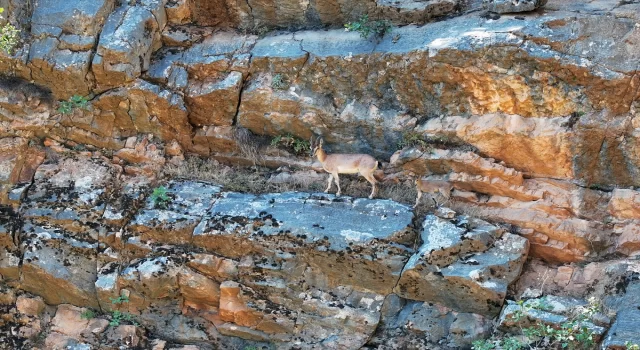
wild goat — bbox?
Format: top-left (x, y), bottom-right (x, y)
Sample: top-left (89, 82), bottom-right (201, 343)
top-left (414, 178), bottom-right (453, 208)
top-left (310, 137), bottom-right (378, 199)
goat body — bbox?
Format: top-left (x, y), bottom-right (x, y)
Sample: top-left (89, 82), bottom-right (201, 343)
top-left (311, 137), bottom-right (378, 199)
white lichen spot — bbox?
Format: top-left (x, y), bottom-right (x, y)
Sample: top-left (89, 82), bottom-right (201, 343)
top-left (340, 229), bottom-right (374, 242)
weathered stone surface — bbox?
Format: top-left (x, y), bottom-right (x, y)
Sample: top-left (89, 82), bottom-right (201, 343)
top-left (189, 0), bottom-right (460, 30)
top-left (16, 295), bottom-right (45, 316)
top-left (603, 279), bottom-right (640, 349)
top-left (192, 126), bottom-right (240, 155)
top-left (396, 213), bottom-right (529, 316)
top-left (93, 1), bottom-right (167, 91)
top-left (393, 146), bottom-right (612, 263)
top-left (127, 181), bottom-right (220, 247)
top-left (194, 192), bottom-right (414, 294)
top-left (417, 114), bottom-right (573, 179)
top-left (238, 73), bottom-right (416, 157)
top-left (368, 294), bottom-right (492, 348)
top-left (498, 295), bottom-right (606, 338)
top-left (483, 0), bottom-right (547, 13)
top-left (27, 0), bottom-right (115, 98)
top-left (19, 222), bottom-right (100, 308)
top-left (616, 222), bottom-right (640, 256)
top-left (609, 189), bottom-right (640, 220)
top-left (93, 80), bottom-right (193, 150)
top-left (185, 71), bottom-right (243, 126)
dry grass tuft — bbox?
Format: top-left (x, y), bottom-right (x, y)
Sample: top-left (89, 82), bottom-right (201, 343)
top-left (163, 156), bottom-right (424, 206)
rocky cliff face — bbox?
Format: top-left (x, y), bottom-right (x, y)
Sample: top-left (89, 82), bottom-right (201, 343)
top-left (0, 0), bottom-right (639, 348)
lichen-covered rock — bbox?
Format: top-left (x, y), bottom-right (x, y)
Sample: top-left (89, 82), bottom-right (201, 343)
top-left (19, 222), bottom-right (100, 308)
top-left (498, 295), bottom-right (607, 339)
top-left (92, 0), bottom-right (167, 91)
top-left (483, 0), bottom-right (547, 13)
top-left (194, 192), bottom-right (415, 294)
top-left (27, 0), bottom-right (115, 98)
top-left (603, 279), bottom-right (640, 348)
top-left (127, 181), bottom-right (221, 248)
top-left (396, 213), bottom-right (529, 316)
top-left (368, 294), bottom-right (492, 348)
top-left (0, 206), bottom-right (20, 280)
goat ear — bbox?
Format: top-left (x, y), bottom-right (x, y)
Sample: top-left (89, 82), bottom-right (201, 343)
top-left (319, 138), bottom-right (323, 147)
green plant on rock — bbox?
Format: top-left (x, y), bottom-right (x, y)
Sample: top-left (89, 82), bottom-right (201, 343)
top-left (626, 342), bottom-right (640, 350)
top-left (0, 8), bottom-right (20, 55)
top-left (150, 186), bottom-right (171, 209)
top-left (80, 309), bottom-right (95, 320)
top-left (472, 339), bottom-right (496, 350)
top-left (271, 73), bottom-right (289, 90)
top-left (57, 94), bottom-right (90, 114)
top-left (344, 15), bottom-right (391, 40)
top-left (270, 133), bottom-right (310, 156)
top-left (109, 293), bottom-right (138, 327)
top-left (397, 131), bottom-right (430, 151)
top-left (474, 297), bottom-right (601, 350)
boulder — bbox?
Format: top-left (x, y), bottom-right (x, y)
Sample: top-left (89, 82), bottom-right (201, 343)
top-left (367, 294), bottom-right (492, 348)
top-left (93, 80), bottom-right (193, 151)
top-left (92, 1), bottom-right (167, 91)
top-left (28, 0), bottom-right (115, 98)
top-left (395, 213), bottom-right (529, 316)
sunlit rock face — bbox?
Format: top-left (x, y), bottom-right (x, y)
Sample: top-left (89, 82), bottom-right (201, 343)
top-left (0, 0), bottom-right (639, 348)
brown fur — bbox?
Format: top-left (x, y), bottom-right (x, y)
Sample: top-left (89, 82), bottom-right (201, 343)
top-left (414, 178), bottom-right (453, 207)
top-left (311, 137), bottom-right (379, 199)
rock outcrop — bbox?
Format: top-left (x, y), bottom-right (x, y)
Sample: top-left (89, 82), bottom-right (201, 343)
top-left (0, 0), bottom-right (639, 347)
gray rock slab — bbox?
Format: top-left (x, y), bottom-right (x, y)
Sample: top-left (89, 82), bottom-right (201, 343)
top-left (603, 279), bottom-right (640, 348)
top-left (127, 181), bottom-right (221, 246)
top-left (396, 214), bottom-right (528, 316)
top-left (19, 222), bottom-right (99, 308)
top-left (193, 192), bottom-right (414, 294)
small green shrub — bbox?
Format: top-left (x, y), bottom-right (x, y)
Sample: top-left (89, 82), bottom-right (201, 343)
top-left (109, 293), bottom-right (137, 327)
top-left (57, 94), bottom-right (90, 114)
top-left (0, 8), bottom-right (20, 55)
top-left (80, 309), bottom-right (95, 320)
top-left (150, 186), bottom-right (171, 209)
top-left (475, 297), bottom-right (601, 350)
top-left (109, 310), bottom-right (138, 327)
top-left (271, 134), bottom-right (310, 156)
top-left (109, 294), bottom-right (130, 305)
top-left (472, 339), bottom-right (496, 350)
top-left (397, 131), bottom-right (430, 151)
top-left (626, 341), bottom-right (640, 350)
top-left (345, 15), bottom-right (391, 40)
top-left (271, 74), bottom-right (289, 90)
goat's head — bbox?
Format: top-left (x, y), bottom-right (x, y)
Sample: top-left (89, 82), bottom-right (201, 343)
top-left (310, 136), bottom-right (324, 157)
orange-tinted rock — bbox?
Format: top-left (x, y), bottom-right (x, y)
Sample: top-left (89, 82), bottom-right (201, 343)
top-left (417, 114), bottom-right (573, 179)
top-left (16, 295), bottom-right (45, 316)
top-left (219, 281), bottom-right (261, 327)
top-left (185, 72), bottom-right (243, 127)
top-left (93, 80), bottom-right (194, 151)
top-left (616, 223), bottom-right (640, 256)
top-left (50, 304), bottom-right (91, 337)
top-left (178, 268), bottom-right (221, 307)
top-left (192, 126), bottom-right (240, 155)
top-left (609, 189), bottom-right (640, 220)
